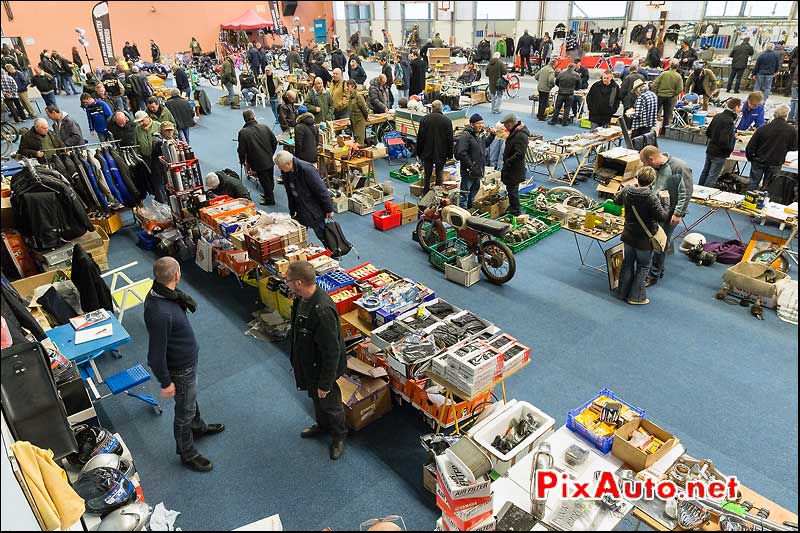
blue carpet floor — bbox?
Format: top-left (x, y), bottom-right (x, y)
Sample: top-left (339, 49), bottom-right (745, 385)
top-left (26, 66), bottom-right (797, 530)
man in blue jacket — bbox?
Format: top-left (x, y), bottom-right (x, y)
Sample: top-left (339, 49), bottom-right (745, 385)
top-left (752, 43), bottom-right (783, 100)
top-left (274, 150), bottom-right (334, 243)
top-left (144, 257), bottom-right (224, 472)
top-left (80, 92), bottom-right (113, 141)
top-left (737, 91), bottom-right (765, 130)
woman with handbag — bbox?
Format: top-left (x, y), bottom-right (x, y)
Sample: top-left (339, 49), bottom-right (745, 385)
top-left (613, 166), bottom-right (670, 305)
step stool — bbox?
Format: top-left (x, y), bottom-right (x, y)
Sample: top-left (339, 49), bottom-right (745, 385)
top-left (102, 364), bottom-right (163, 415)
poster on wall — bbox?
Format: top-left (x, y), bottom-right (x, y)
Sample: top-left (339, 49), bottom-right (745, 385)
top-left (269, 1), bottom-right (285, 33)
top-left (91, 1), bottom-right (115, 66)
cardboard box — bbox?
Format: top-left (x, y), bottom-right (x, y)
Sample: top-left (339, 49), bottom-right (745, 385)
top-left (409, 180), bottom-right (424, 197)
top-left (441, 513), bottom-right (495, 532)
top-left (437, 485), bottom-right (494, 530)
top-left (597, 176), bottom-right (637, 195)
top-left (337, 357), bottom-right (392, 431)
top-left (11, 270), bottom-right (70, 299)
top-left (1, 195), bottom-right (14, 229)
top-left (423, 458), bottom-right (438, 495)
top-left (594, 151), bottom-right (642, 183)
top-left (89, 212), bottom-right (124, 235)
top-left (434, 453), bottom-right (492, 500)
top-left (612, 418), bottom-right (678, 472)
top-left (397, 201), bottom-right (419, 225)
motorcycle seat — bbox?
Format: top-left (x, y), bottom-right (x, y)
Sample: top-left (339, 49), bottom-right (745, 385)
top-left (466, 216), bottom-right (510, 239)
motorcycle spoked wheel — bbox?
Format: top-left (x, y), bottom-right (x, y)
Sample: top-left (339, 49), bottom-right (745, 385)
top-left (479, 239), bottom-right (516, 284)
top-left (415, 219), bottom-right (442, 253)
top-left (206, 72), bottom-right (220, 86)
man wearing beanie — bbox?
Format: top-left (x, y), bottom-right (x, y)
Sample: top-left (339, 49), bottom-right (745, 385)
top-left (416, 100), bottom-right (453, 195)
top-left (455, 113), bottom-right (495, 208)
top-left (204, 171), bottom-right (251, 200)
top-left (500, 113), bottom-right (530, 215)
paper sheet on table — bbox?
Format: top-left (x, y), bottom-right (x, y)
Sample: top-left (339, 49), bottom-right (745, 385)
top-left (765, 201), bottom-right (797, 220)
top-left (710, 191), bottom-right (745, 205)
top-left (692, 185), bottom-right (719, 200)
top-left (149, 502), bottom-right (181, 531)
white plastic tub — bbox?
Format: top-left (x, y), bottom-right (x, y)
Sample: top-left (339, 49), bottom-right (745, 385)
top-left (470, 400), bottom-right (555, 475)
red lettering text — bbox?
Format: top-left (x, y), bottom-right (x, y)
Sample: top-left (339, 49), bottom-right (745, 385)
top-left (594, 472), bottom-right (621, 500)
top-left (535, 471), bottom-right (558, 499)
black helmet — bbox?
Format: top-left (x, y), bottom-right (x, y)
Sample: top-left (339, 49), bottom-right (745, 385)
top-left (73, 467), bottom-right (137, 516)
top-left (66, 425), bottom-right (123, 466)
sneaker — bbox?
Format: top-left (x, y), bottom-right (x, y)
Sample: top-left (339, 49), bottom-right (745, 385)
top-left (301, 425), bottom-right (324, 439)
top-left (194, 423), bottom-right (225, 438)
top-left (627, 298), bottom-right (650, 305)
top-left (645, 276), bottom-right (658, 288)
top-left (181, 454), bottom-right (213, 472)
top-left (330, 439), bottom-right (345, 460)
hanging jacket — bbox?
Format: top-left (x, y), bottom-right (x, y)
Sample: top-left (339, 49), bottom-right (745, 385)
top-left (80, 156), bottom-right (108, 210)
top-left (95, 149), bottom-right (124, 204)
top-left (71, 244), bottom-right (113, 310)
top-left (86, 151), bottom-right (116, 205)
top-left (108, 148), bottom-right (141, 202)
top-left (1, 275), bottom-right (47, 341)
top-left (496, 39), bottom-right (507, 57)
top-left (72, 151), bottom-right (104, 210)
top-left (101, 149), bottom-right (134, 206)
top-left (62, 151), bottom-right (98, 209)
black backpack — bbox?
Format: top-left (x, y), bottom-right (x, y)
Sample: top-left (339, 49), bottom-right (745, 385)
top-left (322, 220), bottom-right (353, 259)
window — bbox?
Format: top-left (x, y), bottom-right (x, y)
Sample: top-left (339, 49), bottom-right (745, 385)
top-left (333, 1), bottom-right (346, 21)
top-left (475, 1), bottom-right (516, 20)
top-left (571, 1), bottom-right (627, 18)
top-left (704, 1), bottom-right (743, 16)
top-left (743, 0), bottom-right (793, 17)
top-left (403, 2), bottom-right (431, 20)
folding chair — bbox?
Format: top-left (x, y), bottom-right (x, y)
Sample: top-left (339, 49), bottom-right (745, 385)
top-left (102, 261), bottom-right (153, 323)
top-left (93, 364), bottom-right (162, 415)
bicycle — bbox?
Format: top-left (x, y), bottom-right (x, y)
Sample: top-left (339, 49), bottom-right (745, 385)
top-left (1, 121), bottom-right (19, 157)
top-left (750, 224), bottom-right (798, 274)
top-left (485, 72), bottom-right (521, 102)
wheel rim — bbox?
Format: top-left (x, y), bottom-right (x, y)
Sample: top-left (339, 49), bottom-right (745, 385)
top-left (417, 219), bottom-right (439, 252)
top-left (507, 76), bottom-right (520, 98)
top-left (481, 242), bottom-right (511, 279)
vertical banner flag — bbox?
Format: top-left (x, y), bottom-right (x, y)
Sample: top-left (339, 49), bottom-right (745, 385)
top-left (270, 1), bottom-right (285, 32)
top-left (92, 1), bottom-right (115, 66)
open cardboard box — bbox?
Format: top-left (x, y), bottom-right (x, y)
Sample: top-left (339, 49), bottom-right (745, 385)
top-left (612, 418), bottom-right (678, 472)
top-left (336, 357), bottom-right (392, 431)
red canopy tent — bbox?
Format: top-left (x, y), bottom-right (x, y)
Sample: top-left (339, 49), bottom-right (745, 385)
top-left (220, 9), bottom-right (274, 30)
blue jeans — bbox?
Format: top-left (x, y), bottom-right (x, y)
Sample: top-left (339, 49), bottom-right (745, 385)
top-left (491, 90), bottom-right (503, 113)
top-left (749, 161), bottom-right (781, 191)
top-left (649, 221), bottom-right (676, 279)
top-left (169, 365), bottom-right (207, 461)
top-left (58, 74), bottom-right (76, 95)
top-left (42, 92), bottom-right (57, 108)
top-left (459, 172), bottom-right (481, 208)
top-left (242, 88), bottom-right (257, 105)
top-left (754, 74), bottom-right (774, 100)
top-left (112, 96), bottom-right (125, 112)
top-left (698, 155), bottom-right (726, 187)
top-left (224, 82), bottom-right (235, 103)
top-left (398, 88), bottom-right (409, 101)
top-left (617, 243), bottom-right (653, 303)
top-left (179, 128), bottom-right (190, 142)
top-left (488, 137), bottom-right (505, 168)
top-left (270, 97), bottom-right (279, 122)
top-left (790, 82), bottom-right (798, 122)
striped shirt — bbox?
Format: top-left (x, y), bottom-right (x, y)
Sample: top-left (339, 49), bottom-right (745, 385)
top-left (632, 90), bottom-right (658, 130)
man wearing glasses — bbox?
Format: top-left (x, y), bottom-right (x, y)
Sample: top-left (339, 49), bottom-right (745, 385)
top-left (286, 261), bottom-right (348, 460)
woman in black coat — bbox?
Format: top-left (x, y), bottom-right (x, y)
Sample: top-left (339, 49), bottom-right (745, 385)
top-left (408, 51), bottom-right (427, 96)
top-left (612, 166), bottom-right (670, 305)
top-left (293, 111), bottom-right (320, 164)
top-left (500, 116), bottom-right (530, 215)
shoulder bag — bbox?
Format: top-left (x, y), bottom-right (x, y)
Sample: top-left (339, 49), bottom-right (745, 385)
top-left (631, 205), bottom-right (668, 252)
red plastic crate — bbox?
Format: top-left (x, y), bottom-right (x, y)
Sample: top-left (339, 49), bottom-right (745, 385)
top-left (372, 211), bottom-right (402, 231)
top-left (346, 262), bottom-right (380, 282)
top-left (329, 285), bottom-right (361, 315)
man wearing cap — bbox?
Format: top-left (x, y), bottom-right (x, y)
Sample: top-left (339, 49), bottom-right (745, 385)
top-left (455, 113), bottom-right (495, 209)
top-left (80, 92), bottom-right (114, 141)
top-left (416, 100), bottom-right (454, 195)
top-left (204, 171), bottom-right (251, 200)
top-left (238, 109), bottom-right (279, 206)
top-left (134, 110), bottom-right (161, 159)
top-left (684, 63), bottom-right (718, 111)
top-left (148, 121), bottom-right (176, 203)
top-left (548, 62), bottom-right (580, 126)
top-left (164, 89), bottom-right (195, 143)
top-left (626, 79), bottom-right (658, 137)
top-left (500, 113), bottom-right (530, 215)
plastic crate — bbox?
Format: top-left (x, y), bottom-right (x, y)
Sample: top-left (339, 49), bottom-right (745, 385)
top-left (136, 231), bottom-right (158, 250)
top-left (245, 233), bottom-right (284, 264)
top-left (346, 263), bottom-right (380, 282)
top-left (566, 387), bottom-right (646, 453)
top-left (329, 285), bottom-right (361, 315)
top-left (389, 169), bottom-right (422, 183)
top-left (372, 210), bottom-right (402, 231)
top-left (316, 270), bottom-right (356, 293)
top-left (428, 238), bottom-right (470, 270)
top-left (497, 215), bottom-right (560, 253)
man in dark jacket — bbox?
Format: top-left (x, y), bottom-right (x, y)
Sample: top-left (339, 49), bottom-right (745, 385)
top-left (165, 89), bottom-right (195, 142)
top-left (246, 43), bottom-right (262, 76)
top-left (294, 109), bottom-right (320, 164)
top-left (29, 66), bottom-right (57, 107)
top-left (416, 100), bottom-right (454, 195)
top-left (619, 64), bottom-right (645, 112)
top-left (45, 105), bottom-right (84, 147)
top-left (674, 40), bottom-right (698, 75)
top-left (585, 70), bottom-right (621, 128)
top-left (204, 171), bottom-right (251, 200)
top-left (238, 109), bottom-right (279, 205)
top-left (455, 114), bottom-right (494, 208)
top-left (173, 64), bottom-right (191, 98)
top-left (106, 111), bottom-right (137, 147)
top-left (150, 40), bottom-right (161, 63)
top-left (644, 41), bottom-right (662, 69)
top-left (80, 93), bottom-right (114, 141)
top-left (367, 75), bottom-right (389, 113)
top-left (286, 260), bottom-right (347, 461)
top-left (753, 43), bottom-right (783, 100)
top-left (274, 151), bottom-right (335, 242)
top-left (144, 257), bottom-right (224, 473)
top-left (549, 63), bottom-right (580, 126)
top-left (486, 52), bottom-right (507, 114)
top-left (278, 90), bottom-right (298, 132)
top-left (746, 104), bottom-right (797, 191)
top-left (286, 45), bottom-right (303, 72)
top-left (516, 30), bottom-right (535, 76)
top-left (408, 50), bottom-right (427, 97)
top-left (500, 114), bottom-right (529, 215)
top-left (379, 56), bottom-right (394, 108)
top-left (571, 58), bottom-right (590, 118)
top-left (122, 41), bottom-right (139, 62)
top-left (699, 98), bottom-right (741, 187)
top-left (17, 118), bottom-right (64, 163)
top-left (330, 48), bottom-right (346, 72)
top-left (728, 38), bottom-right (754, 93)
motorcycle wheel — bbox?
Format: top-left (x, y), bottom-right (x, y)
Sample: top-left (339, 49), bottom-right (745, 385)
top-left (479, 239), bottom-right (516, 284)
top-left (750, 249), bottom-right (791, 274)
top-left (416, 218), bottom-right (440, 253)
top-left (207, 72), bottom-right (221, 86)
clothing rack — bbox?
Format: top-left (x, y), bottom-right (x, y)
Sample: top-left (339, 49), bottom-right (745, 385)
top-left (43, 139), bottom-right (121, 153)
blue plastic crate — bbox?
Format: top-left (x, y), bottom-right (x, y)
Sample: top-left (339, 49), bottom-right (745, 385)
top-left (136, 231), bottom-right (158, 250)
top-left (565, 387), bottom-right (646, 453)
top-left (316, 270), bottom-right (356, 293)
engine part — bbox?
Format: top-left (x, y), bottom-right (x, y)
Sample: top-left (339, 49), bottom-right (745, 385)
top-left (678, 499), bottom-right (711, 529)
top-left (564, 444), bottom-right (590, 466)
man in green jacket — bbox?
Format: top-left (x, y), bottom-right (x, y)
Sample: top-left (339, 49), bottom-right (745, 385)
top-left (133, 110), bottom-right (161, 158)
top-left (305, 77), bottom-right (334, 124)
top-left (287, 261), bottom-right (347, 461)
top-left (651, 59), bottom-right (684, 133)
top-left (535, 59), bottom-right (556, 121)
top-left (220, 55), bottom-right (236, 108)
top-left (146, 97), bottom-right (175, 124)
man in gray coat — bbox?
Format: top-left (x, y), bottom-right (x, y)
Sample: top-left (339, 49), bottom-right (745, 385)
top-left (535, 59), bottom-right (556, 121)
top-left (639, 146), bottom-right (693, 286)
top-left (728, 37), bottom-right (754, 93)
top-left (45, 105), bottom-right (84, 146)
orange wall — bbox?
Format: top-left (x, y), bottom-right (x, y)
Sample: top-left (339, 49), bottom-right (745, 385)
top-left (2, 1), bottom-right (333, 65)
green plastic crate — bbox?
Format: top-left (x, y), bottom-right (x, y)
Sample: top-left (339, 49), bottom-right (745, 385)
top-left (389, 169), bottom-right (422, 183)
top-left (428, 238), bottom-right (469, 270)
top-left (499, 215), bottom-right (561, 253)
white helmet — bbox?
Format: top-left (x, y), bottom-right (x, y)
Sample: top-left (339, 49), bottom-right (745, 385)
top-left (680, 233), bottom-right (706, 254)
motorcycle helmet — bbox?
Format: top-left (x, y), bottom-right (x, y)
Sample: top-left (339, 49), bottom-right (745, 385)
top-left (97, 502), bottom-right (151, 531)
top-left (66, 425), bottom-right (123, 466)
top-left (680, 233), bottom-right (707, 254)
top-left (81, 453), bottom-right (136, 479)
top-left (73, 467), bottom-right (137, 516)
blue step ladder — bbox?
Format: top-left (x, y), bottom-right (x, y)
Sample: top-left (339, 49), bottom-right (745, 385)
top-left (99, 364), bottom-right (163, 415)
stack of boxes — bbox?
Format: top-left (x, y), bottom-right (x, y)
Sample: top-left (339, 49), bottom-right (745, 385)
top-left (445, 340), bottom-right (504, 396)
top-left (435, 453), bottom-right (495, 531)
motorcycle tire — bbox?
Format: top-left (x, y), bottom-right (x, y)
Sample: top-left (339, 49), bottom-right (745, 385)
top-left (750, 249), bottom-right (791, 274)
top-left (479, 239), bottom-right (516, 285)
top-left (206, 72), bottom-right (220, 86)
top-left (415, 218), bottom-right (440, 253)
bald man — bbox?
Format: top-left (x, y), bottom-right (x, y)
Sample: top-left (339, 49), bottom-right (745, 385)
top-left (17, 117), bottom-right (64, 162)
top-left (144, 257), bottom-right (224, 473)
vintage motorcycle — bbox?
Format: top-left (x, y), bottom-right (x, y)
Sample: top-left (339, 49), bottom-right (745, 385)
top-left (415, 192), bottom-right (516, 285)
